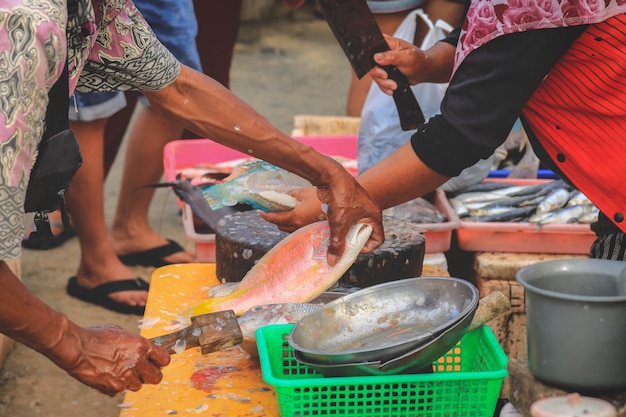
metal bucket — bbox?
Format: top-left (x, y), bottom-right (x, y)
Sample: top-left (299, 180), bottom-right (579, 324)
top-left (516, 258), bottom-right (626, 392)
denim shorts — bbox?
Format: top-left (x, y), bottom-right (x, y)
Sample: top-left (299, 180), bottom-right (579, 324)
top-left (367, 0), bottom-right (426, 13)
top-left (69, 0), bottom-right (201, 121)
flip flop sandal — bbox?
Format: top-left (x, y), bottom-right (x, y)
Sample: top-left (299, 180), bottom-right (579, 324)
top-left (117, 239), bottom-right (187, 268)
top-left (66, 276), bottom-right (149, 316)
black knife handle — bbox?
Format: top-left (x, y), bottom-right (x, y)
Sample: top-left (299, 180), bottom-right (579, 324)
top-left (382, 64), bottom-right (425, 131)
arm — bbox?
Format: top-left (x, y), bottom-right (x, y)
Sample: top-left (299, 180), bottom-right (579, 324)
top-left (0, 262), bottom-right (170, 397)
top-left (144, 65), bottom-right (384, 260)
top-left (264, 25), bottom-right (587, 234)
top-left (262, 142), bottom-right (450, 230)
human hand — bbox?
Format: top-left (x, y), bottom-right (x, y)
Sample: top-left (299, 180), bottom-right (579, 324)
top-left (369, 34), bottom-right (427, 94)
top-left (260, 187), bottom-right (325, 232)
top-left (51, 324), bottom-right (170, 397)
top-left (317, 170), bottom-right (384, 264)
top-left (263, 169), bottom-right (384, 266)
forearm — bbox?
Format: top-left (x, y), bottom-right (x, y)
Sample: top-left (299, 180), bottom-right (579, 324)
top-left (419, 40), bottom-right (457, 83)
top-left (357, 142), bottom-right (449, 210)
top-left (145, 65), bottom-right (346, 188)
top-left (0, 262), bottom-right (79, 366)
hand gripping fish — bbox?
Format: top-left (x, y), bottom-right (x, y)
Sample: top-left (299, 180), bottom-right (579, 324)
top-left (202, 160), bottom-right (312, 212)
top-left (183, 221), bottom-right (373, 317)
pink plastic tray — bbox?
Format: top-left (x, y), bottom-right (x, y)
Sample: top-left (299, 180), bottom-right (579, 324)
top-left (454, 179), bottom-right (596, 254)
top-left (421, 190), bottom-right (460, 253)
top-left (163, 136), bottom-right (357, 186)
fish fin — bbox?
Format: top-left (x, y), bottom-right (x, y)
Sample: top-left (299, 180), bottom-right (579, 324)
top-left (182, 299), bottom-right (216, 317)
top-left (209, 282), bottom-right (240, 297)
top-left (203, 182), bottom-right (244, 210)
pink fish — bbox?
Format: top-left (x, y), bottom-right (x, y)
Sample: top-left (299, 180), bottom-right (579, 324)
top-left (183, 221), bottom-right (372, 317)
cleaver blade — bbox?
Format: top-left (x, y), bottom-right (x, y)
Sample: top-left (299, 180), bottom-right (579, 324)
top-left (317, 0), bottom-right (425, 130)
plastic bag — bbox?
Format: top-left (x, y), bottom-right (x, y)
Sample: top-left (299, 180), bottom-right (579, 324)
top-left (357, 9), bottom-right (494, 193)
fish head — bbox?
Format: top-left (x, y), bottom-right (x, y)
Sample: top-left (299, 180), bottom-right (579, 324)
top-left (237, 303), bottom-right (323, 338)
top-left (336, 222), bottom-right (373, 266)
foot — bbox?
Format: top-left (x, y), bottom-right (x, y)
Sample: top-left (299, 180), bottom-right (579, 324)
top-left (67, 276), bottom-right (149, 315)
top-left (73, 255), bottom-right (149, 311)
top-left (112, 231), bottom-right (196, 266)
top-left (22, 209), bottom-right (76, 250)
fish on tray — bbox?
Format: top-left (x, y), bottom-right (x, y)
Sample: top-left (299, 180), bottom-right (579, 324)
top-left (183, 221), bottom-right (373, 317)
top-left (202, 160), bottom-right (312, 212)
top-left (448, 180), bottom-right (600, 225)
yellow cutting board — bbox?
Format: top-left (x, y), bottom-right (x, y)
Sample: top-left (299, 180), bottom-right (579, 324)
top-left (119, 263), bottom-right (280, 417)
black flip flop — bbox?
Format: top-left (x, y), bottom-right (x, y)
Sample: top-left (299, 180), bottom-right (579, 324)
top-left (66, 276), bottom-right (149, 316)
top-left (117, 239), bottom-right (186, 268)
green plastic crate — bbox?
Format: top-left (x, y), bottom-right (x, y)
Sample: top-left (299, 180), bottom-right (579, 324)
top-left (256, 324), bottom-right (508, 417)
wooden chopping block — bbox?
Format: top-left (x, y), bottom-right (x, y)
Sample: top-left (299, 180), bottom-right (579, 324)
top-left (215, 211), bottom-right (426, 288)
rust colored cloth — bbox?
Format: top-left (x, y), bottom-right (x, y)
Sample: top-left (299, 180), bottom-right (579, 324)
top-left (523, 14), bottom-right (626, 234)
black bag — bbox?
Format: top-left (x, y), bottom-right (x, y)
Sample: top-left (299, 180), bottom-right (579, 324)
top-left (24, 64), bottom-right (82, 213)
top-left (23, 64), bottom-right (82, 249)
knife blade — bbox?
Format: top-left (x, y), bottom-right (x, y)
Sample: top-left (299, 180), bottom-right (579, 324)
top-left (316, 0), bottom-right (425, 130)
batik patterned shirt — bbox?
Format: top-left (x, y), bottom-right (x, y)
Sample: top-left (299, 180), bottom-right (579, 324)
top-left (0, 0), bottom-right (179, 259)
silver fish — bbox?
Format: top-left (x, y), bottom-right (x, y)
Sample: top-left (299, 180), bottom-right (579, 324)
top-left (577, 205), bottom-right (600, 223)
top-left (566, 190), bottom-right (592, 207)
top-left (448, 197), bottom-right (469, 217)
top-left (238, 303), bottom-right (322, 339)
top-left (237, 303), bottom-right (322, 358)
top-left (465, 206), bottom-right (536, 223)
top-left (453, 191), bottom-right (513, 205)
top-left (535, 188), bottom-right (570, 214)
top-left (537, 204), bottom-right (594, 225)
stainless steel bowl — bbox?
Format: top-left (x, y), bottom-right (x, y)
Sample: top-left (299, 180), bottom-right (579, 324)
top-left (289, 277), bottom-right (479, 365)
top-left (292, 301), bottom-right (477, 377)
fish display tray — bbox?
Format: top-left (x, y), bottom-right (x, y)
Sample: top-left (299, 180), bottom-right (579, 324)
top-left (163, 137), bottom-right (459, 260)
top-left (256, 324), bottom-right (508, 417)
top-left (455, 179), bottom-right (597, 254)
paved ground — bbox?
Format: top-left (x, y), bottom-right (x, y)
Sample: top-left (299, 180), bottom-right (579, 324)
top-left (0, 4), bottom-right (351, 416)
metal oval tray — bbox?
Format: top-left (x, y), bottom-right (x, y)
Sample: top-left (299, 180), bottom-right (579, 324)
top-left (289, 277), bottom-right (479, 365)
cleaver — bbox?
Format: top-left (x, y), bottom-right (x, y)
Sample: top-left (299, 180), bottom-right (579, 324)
top-left (317, 0), bottom-right (425, 130)
top-left (149, 310), bottom-right (243, 355)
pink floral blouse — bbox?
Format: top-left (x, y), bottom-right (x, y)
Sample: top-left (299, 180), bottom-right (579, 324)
top-left (454, 0), bottom-right (626, 69)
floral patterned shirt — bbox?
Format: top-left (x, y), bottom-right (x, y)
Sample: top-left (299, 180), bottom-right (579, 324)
top-left (0, 0), bottom-right (179, 260)
top-left (454, 0), bottom-right (626, 69)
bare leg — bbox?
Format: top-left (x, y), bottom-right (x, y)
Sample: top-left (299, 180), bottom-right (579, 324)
top-left (66, 119), bottom-right (147, 307)
top-left (109, 102), bottom-right (196, 263)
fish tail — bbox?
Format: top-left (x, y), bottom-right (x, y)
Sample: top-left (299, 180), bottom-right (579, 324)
top-left (202, 184), bottom-right (227, 210)
top-left (183, 297), bottom-right (222, 317)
